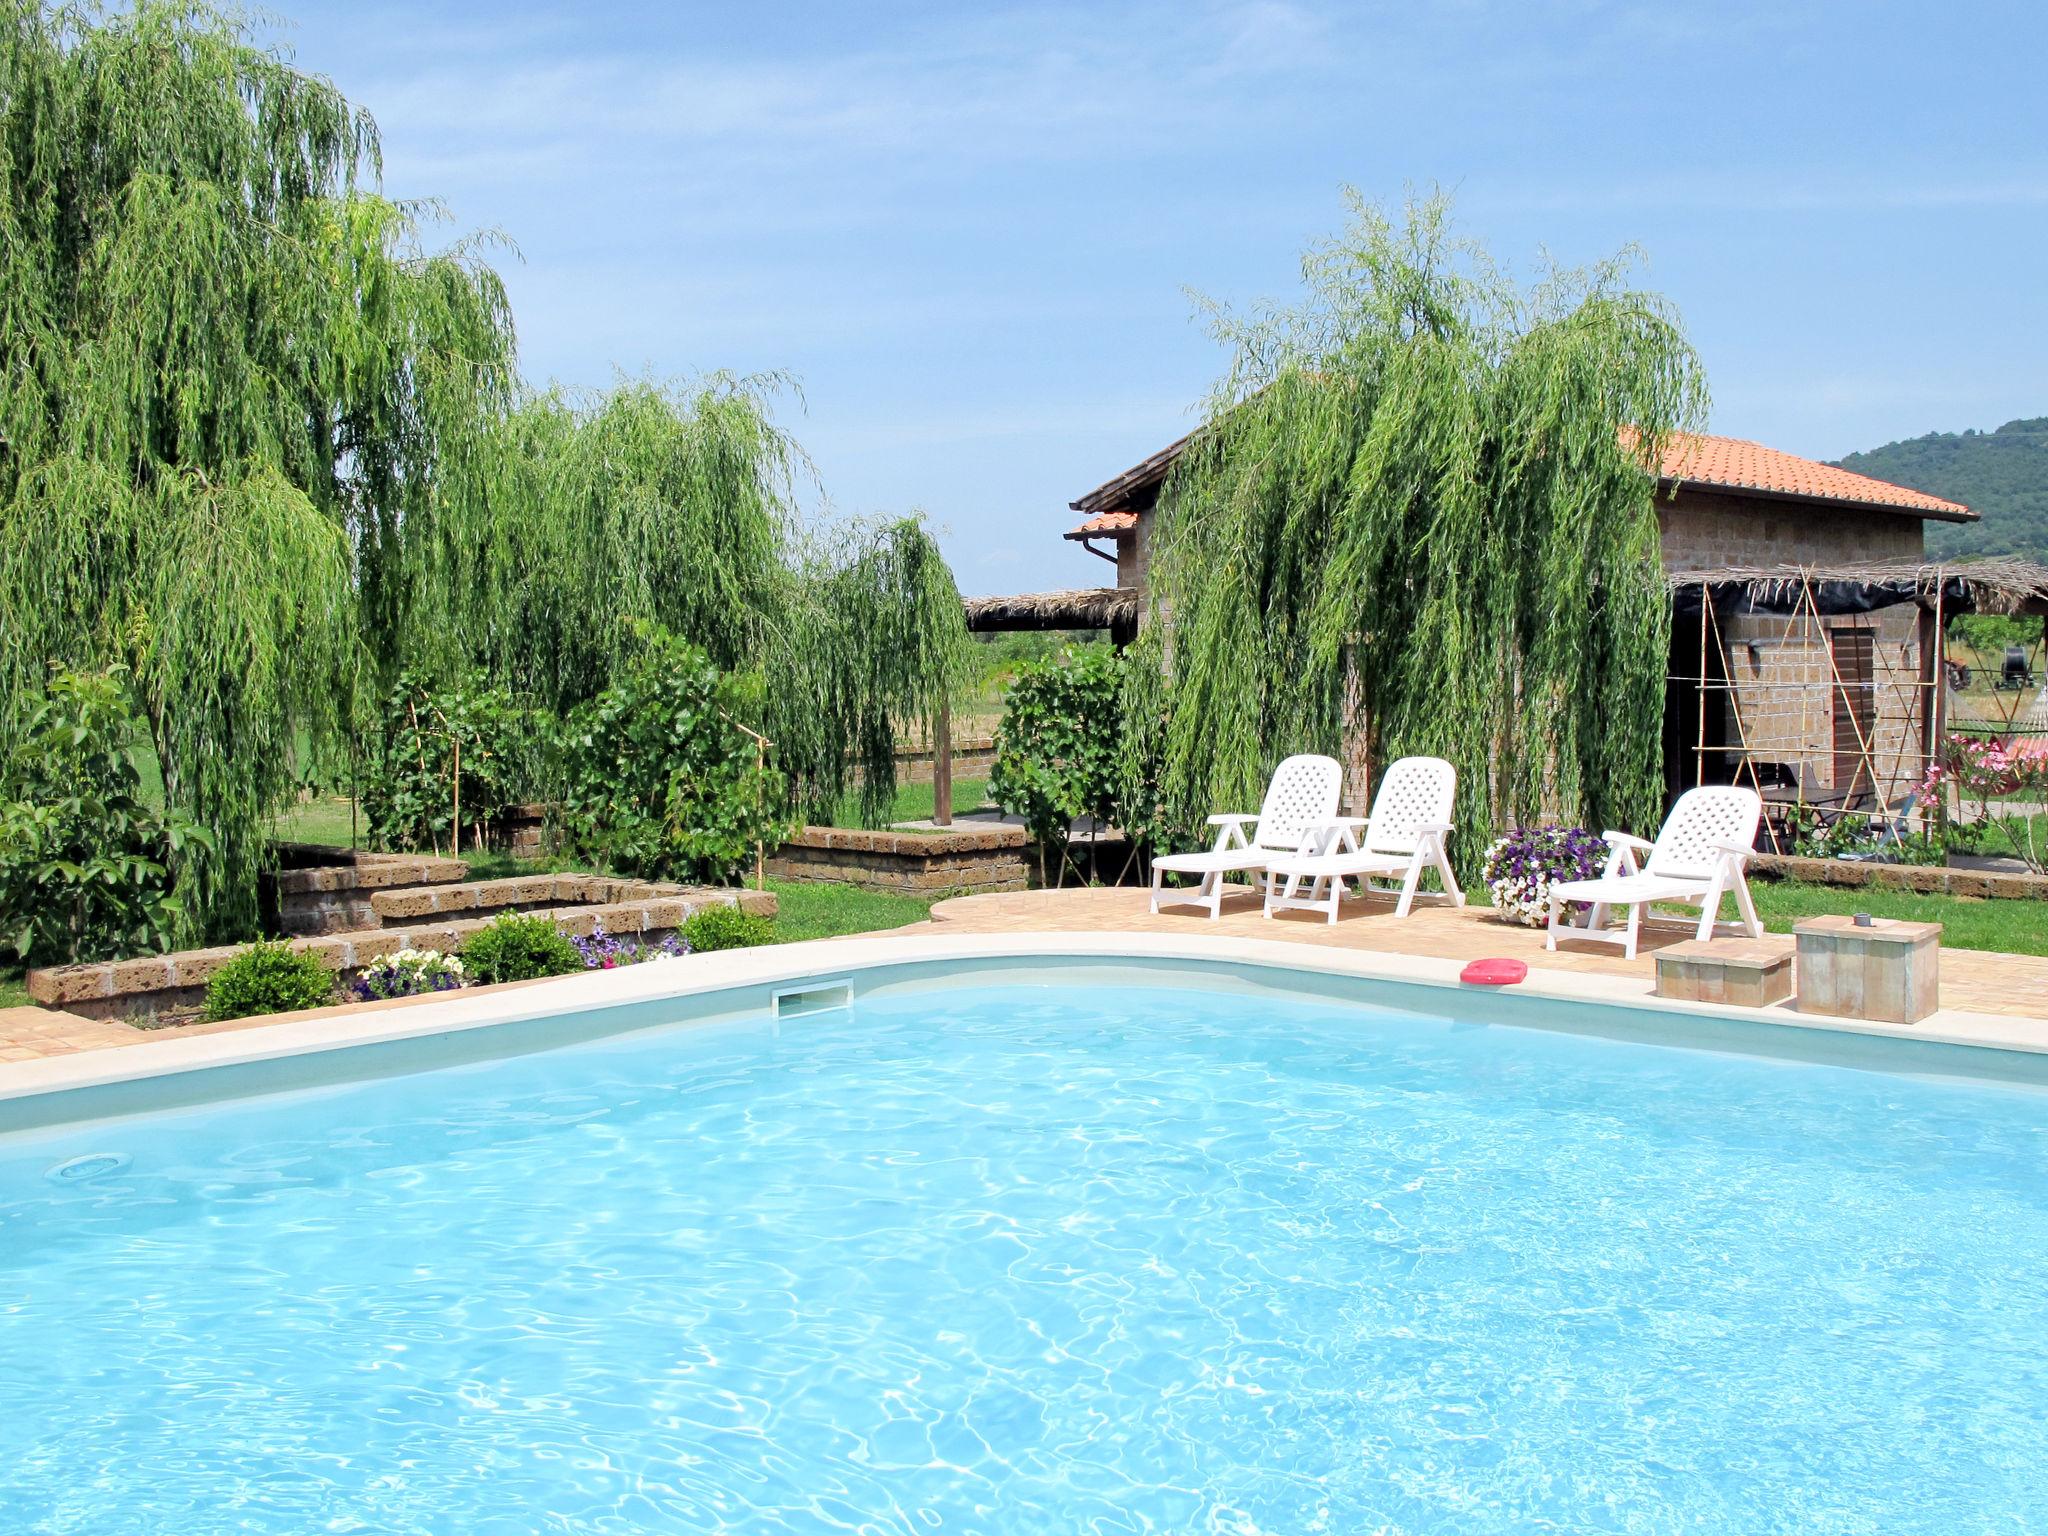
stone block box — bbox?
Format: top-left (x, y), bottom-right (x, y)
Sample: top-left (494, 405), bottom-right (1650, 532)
top-left (1794, 916), bottom-right (1941, 1024)
top-left (1654, 938), bottom-right (1794, 1009)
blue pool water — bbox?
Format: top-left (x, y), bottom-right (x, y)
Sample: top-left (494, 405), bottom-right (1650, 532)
top-left (3, 980), bottom-right (2047, 1533)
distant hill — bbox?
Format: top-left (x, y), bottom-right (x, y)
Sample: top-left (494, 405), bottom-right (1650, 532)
top-left (1833, 417), bottom-right (2048, 561)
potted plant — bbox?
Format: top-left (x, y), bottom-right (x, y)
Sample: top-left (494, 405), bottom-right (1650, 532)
top-left (1481, 825), bottom-right (1610, 927)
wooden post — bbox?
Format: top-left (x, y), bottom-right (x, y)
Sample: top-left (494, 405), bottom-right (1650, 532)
top-left (1915, 585), bottom-right (1945, 785)
top-left (1693, 585), bottom-right (1712, 789)
top-left (933, 697), bottom-right (953, 827)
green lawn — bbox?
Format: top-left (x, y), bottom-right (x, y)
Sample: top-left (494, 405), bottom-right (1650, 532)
top-left (274, 776), bottom-right (1002, 856)
top-left (830, 776), bottom-right (993, 829)
top-left (270, 794), bottom-right (363, 848)
top-left (0, 968), bottom-right (28, 1010)
top-left (1677, 880), bottom-right (2048, 958)
top-left (763, 878), bottom-right (936, 943)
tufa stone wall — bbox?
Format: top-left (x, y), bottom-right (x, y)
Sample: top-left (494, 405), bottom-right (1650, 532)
top-left (888, 737), bottom-right (998, 787)
top-left (1715, 607), bottom-right (1925, 801)
top-left (1116, 516), bottom-right (1150, 593)
top-left (1663, 485), bottom-right (1932, 803)
top-left (766, 825), bottom-right (1030, 896)
top-left (264, 846), bottom-right (470, 937)
top-left (1656, 485), bottom-right (1926, 574)
top-left (31, 883), bottom-right (776, 1023)
top-left (1753, 853), bottom-right (2048, 902)
top-left (491, 803), bottom-right (549, 859)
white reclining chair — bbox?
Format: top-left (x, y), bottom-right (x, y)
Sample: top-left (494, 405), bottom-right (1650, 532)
top-left (1261, 756), bottom-right (1464, 924)
top-left (1545, 786), bottom-right (1764, 960)
top-left (1149, 754), bottom-right (1343, 920)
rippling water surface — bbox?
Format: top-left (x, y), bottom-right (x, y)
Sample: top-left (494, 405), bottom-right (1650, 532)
top-left (3, 982), bottom-right (2047, 1533)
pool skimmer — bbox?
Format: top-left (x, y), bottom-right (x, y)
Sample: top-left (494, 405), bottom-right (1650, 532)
top-left (772, 979), bottom-right (853, 1020)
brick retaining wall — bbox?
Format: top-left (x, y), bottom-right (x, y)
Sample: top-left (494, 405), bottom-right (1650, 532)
top-left (31, 885), bottom-right (776, 1024)
top-left (1752, 853), bottom-right (2048, 901)
top-left (889, 737), bottom-right (998, 786)
top-left (766, 825), bottom-right (1030, 895)
top-left (263, 845), bottom-right (470, 936)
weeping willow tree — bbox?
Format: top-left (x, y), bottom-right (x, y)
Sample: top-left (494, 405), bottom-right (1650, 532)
top-left (0, 1), bottom-right (968, 940)
top-left (419, 376), bottom-right (793, 711)
top-left (0, 0), bottom-right (515, 936)
top-left (1130, 192), bottom-right (1708, 873)
top-left (418, 373), bottom-right (968, 824)
top-left (774, 512), bottom-right (971, 824)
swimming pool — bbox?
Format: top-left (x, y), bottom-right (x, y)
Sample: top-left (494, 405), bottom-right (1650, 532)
top-left (3, 969), bottom-right (2045, 1532)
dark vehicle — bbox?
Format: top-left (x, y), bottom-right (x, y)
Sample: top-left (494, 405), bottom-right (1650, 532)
top-left (1997, 647), bottom-right (2037, 692)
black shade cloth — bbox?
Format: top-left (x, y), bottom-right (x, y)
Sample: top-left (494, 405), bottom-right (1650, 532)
top-left (1670, 575), bottom-right (1977, 620)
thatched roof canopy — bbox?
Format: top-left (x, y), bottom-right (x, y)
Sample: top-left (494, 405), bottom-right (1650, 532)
top-left (1667, 557), bottom-right (2048, 618)
top-left (962, 587), bottom-right (1141, 633)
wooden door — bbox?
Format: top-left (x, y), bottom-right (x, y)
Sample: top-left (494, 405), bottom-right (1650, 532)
top-left (1830, 627), bottom-right (1876, 802)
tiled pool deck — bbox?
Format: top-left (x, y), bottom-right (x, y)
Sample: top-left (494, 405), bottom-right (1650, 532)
top-left (919, 886), bottom-right (2048, 1025)
top-left (3, 883), bottom-right (2045, 1067)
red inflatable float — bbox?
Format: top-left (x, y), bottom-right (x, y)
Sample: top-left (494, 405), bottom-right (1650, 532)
top-left (1460, 957), bottom-right (1528, 987)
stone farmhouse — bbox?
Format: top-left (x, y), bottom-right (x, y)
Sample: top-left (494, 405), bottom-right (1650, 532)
top-left (1058, 429), bottom-right (1980, 822)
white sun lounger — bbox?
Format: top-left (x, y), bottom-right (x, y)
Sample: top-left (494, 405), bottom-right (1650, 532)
top-left (1260, 756), bottom-right (1464, 923)
top-left (1545, 785), bottom-right (1764, 960)
top-left (1149, 754), bottom-right (1343, 919)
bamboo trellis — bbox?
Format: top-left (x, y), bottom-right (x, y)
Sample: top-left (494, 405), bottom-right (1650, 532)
top-left (1667, 559), bottom-right (2048, 855)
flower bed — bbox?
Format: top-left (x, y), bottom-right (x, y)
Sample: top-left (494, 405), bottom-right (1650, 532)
top-left (573, 924), bottom-right (686, 969)
top-left (351, 947), bottom-right (467, 1002)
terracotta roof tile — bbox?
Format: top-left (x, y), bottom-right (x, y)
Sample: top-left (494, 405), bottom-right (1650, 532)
top-left (1063, 509), bottom-right (1139, 541)
top-left (1652, 432), bottom-right (1972, 519)
top-left (1068, 426), bottom-right (1975, 532)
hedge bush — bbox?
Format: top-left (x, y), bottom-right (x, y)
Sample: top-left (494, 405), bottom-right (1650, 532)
top-left (361, 669), bottom-right (554, 856)
top-left (460, 913), bottom-right (583, 984)
top-left (680, 904), bottom-right (773, 953)
top-left (204, 941), bottom-right (336, 1022)
top-left (990, 643), bottom-right (1127, 885)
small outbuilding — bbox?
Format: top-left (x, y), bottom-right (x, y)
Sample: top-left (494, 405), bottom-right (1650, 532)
top-left (1054, 428), bottom-right (2047, 840)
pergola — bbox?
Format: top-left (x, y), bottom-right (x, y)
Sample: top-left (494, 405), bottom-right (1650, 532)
top-left (1667, 556), bottom-right (2048, 851)
top-left (913, 587), bottom-right (1141, 826)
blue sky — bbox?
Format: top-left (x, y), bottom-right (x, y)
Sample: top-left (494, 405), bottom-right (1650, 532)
top-left (276, 0), bottom-right (2046, 594)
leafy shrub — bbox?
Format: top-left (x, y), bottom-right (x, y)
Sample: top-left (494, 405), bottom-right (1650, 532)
top-left (573, 924), bottom-right (686, 969)
top-left (1481, 826), bottom-right (1610, 926)
top-left (204, 940), bottom-right (336, 1021)
top-left (460, 913), bottom-right (584, 984)
top-left (1920, 732), bottom-right (2048, 873)
top-left (1952, 613), bottom-right (2039, 655)
top-left (0, 667), bottom-right (212, 966)
top-left (559, 626), bottom-right (794, 883)
top-left (351, 947), bottom-right (467, 1002)
top-left (990, 643), bottom-right (1126, 884)
top-left (361, 669), bottom-right (553, 856)
top-left (680, 903), bottom-right (773, 952)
